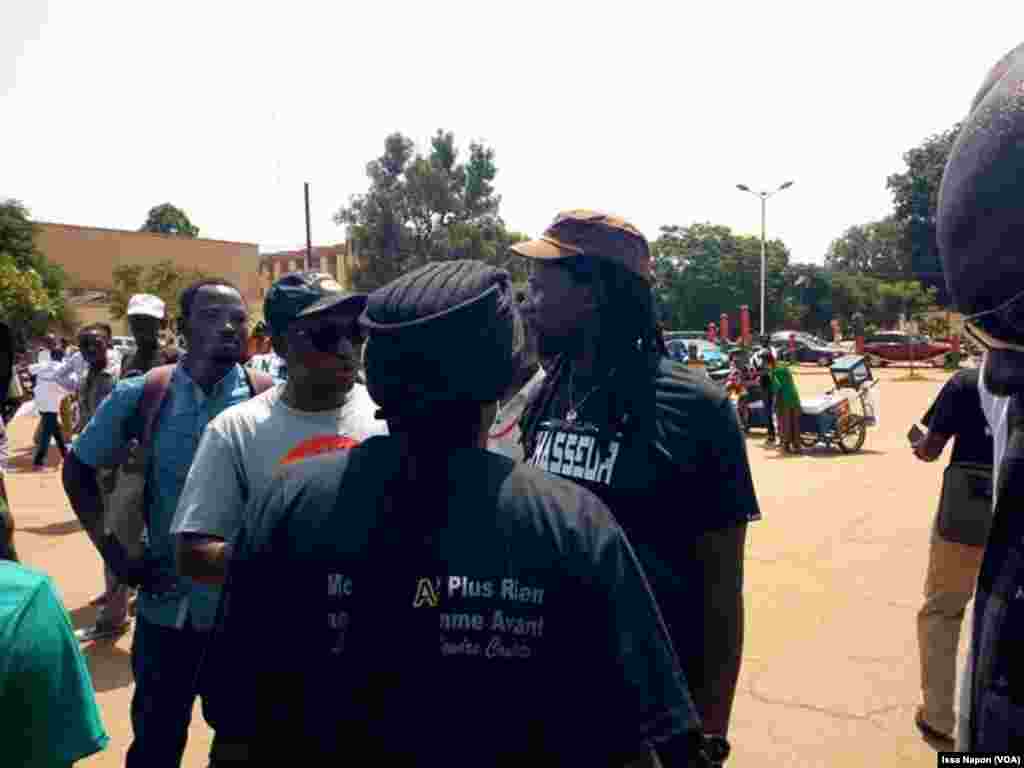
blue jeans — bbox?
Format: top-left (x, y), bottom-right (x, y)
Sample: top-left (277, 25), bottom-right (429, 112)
top-left (127, 616), bottom-right (234, 768)
top-left (33, 412), bottom-right (67, 466)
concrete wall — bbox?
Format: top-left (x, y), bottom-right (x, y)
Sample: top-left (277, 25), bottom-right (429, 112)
top-left (71, 303), bottom-right (129, 336)
top-left (35, 222), bottom-right (261, 306)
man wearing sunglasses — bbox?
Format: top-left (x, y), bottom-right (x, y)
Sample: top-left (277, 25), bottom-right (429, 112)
top-left (172, 272), bottom-right (387, 591)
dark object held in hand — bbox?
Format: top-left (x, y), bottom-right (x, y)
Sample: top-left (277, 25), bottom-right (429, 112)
top-left (99, 533), bottom-right (177, 595)
top-left (907, 424), bottom-right (925, 447)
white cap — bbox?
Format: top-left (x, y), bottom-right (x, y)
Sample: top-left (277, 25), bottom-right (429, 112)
top-left (126, 294), bottom-right (166, 319)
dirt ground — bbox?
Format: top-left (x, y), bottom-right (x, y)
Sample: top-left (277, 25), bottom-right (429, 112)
top-left (5, 363), bottom-right (968, 766)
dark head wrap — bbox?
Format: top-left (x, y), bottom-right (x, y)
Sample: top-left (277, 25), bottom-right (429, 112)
top-left (359, 260), bottom-right (526, 420)
top-left (938, 42), bottom-right (1024, 395)
top-left (939, 42), bottom-right (1024, 754)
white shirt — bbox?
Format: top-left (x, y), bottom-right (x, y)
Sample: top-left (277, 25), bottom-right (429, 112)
top-left (488, 367), bottom-right (547, 461)
top-left (52, 351), bottom-right (91, 393)
top-left (978, 356), bottom-right (1010, 489)
top-left (171, 382), bottom-right (387, 546)
top-left (27, 361), bottom-right (69, 413)
top-left (246, 352), bottom-right (287, 381)
top-left (36, 349), bottom-right (51, 364)
top-left (958, 354), bottom-right (1013, 750)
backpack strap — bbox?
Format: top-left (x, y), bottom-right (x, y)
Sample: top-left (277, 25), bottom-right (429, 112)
top-left (139, 365), bottom-right (176, 448)
top-left (243, 367), bottom-right (276, 397)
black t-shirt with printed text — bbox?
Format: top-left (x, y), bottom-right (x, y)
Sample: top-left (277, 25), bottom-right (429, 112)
top-left (223, 436), bottom-right (698, 765)
top-left (921, 368), bottom-right (993, 466)
top-left (523, 358), bottom-right (761, 669)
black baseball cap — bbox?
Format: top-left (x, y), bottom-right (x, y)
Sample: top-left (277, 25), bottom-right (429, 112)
top-left (263, 272), bottom-right (366, 335)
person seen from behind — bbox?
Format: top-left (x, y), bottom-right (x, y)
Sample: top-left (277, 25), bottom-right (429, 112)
top-left (769, 354), bottom-right (802, 454)
top-left (0, 480), bottom-right (110, 765)
top-left (909, 368), bottom-right (993, 746)
top-left (223, 259), bottom-right (712, 766)
top-left (935, 39), bottom-right (1024, 752)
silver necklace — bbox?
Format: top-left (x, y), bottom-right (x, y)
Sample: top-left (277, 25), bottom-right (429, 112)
top-left (565, 366), bottom-right (616, 423)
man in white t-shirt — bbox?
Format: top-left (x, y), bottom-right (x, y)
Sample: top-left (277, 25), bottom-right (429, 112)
top-left (172, 271), bottom-right (387, 589)
top-left (28, 349), bottom-right (71, 470)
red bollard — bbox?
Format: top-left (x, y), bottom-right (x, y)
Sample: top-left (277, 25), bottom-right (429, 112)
top-left (720, 313), bottom-right (730, 343)
top-left (740, 305), bottom-right (751, 347)
top-left (855, 336), bottom-right (865, 355)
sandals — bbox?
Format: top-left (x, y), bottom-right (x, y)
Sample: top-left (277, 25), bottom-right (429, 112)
top-left (75, 620), bottom-right (131, 643)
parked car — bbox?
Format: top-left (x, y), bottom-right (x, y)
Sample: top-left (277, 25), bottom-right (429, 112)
top-left (862, 332), bottom-right (951, 366)
top-left (666, 339), bottom-right (728, 373)
top-left (770, 331), bottom-right (843, 353)
top-left (663, 330), bottom-right (708, 342)
top-left (769, 333), bottom-right (838, 366)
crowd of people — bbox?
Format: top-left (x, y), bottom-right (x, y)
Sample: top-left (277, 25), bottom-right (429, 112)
top-left (0, 210), bottom-right (759, 766)
top-left (3, 38), bottom-right (1024, 765)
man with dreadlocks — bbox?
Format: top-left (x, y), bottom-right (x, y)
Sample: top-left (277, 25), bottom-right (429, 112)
top-left (514, 210), bottom-right (760, 765)
top-left (937, 41), bottom-right (1024, 752)
top-left (218, 259), bottom-right (713, 766)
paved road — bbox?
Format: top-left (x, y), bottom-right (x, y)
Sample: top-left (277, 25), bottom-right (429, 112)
top-left (5, 365), bottom-right (962, 766)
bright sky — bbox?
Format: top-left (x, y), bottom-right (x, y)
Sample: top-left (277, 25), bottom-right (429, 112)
top-left (3, 2), bottom-right (1022, 265)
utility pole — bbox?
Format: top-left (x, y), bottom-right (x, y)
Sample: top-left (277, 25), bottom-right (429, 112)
top-left (304, 182), bottom-right (312, 271)
top-left (737, 180), bottom-right (795, 337)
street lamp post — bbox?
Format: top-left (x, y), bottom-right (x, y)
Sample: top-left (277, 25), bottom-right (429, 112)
top-left (736, 180), bottom-right (794, 337)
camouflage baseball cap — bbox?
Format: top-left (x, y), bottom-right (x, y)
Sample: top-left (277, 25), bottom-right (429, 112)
top-left (264, 272), bottom-right (358, 336)
top-left (510, 209), bottom-right (651, 279)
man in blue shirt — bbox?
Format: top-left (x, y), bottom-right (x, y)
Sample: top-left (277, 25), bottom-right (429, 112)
top-left (63, 278), bottom-right (255, 768)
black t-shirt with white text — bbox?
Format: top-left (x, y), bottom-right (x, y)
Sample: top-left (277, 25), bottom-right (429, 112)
top-left (922, 368), bottom-right (993, 466)
top-left (523, 358), bottom-right (761, 667)
top-left (223, 436), bottom-right (698, 765)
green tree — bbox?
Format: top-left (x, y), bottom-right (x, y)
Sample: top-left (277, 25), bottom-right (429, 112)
top-left (0, 254), bottom-right (57, 335)
top-left (141, 203), bottom-right (200, 237)
top-left (824, 216), bottom-right (908, 278)
top-left (886, 123), bottom-right (961, 303)
top-left (876, 279), bottom-right (937, 328)
top-left (651, 223), bottom-right (790, 332)
top-left (336, 130), bottom-right (522, 291)
top-left (829, 271), bottom-right (882, 325)
top-left (783, 264), bottom-right (833, 334)
top-left (0, 199), bottom-right (68, 335)
top-left (109, 260), bottom-right (208, 327)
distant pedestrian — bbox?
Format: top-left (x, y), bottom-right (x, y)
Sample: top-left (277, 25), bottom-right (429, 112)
top-left (120, 294), bottom-right (175, 377)
top-left (28, 348), bottom-right (70, 469)
top-left (750, 339), bottom-right (777, 444)
top-left (770, 357), bottom-right (802, 454)
top-left (72, 323), bottom-right (131, 643)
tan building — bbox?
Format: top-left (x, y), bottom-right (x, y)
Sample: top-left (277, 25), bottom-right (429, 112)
top-left (257, 242), bottom-right (359, 300)
top-left (34, 221), bottom-right (261, 333)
